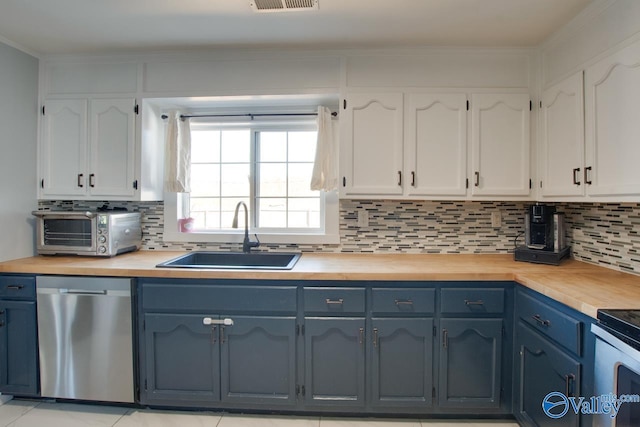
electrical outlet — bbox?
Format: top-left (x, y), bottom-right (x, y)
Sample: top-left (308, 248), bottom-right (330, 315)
top-left (491, 211), bottom-right (502, 228)
top-left (357, 209), bottom-right (369, 227)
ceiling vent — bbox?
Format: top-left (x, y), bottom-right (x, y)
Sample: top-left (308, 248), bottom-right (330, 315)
top-left (250, 0), bottom-right (318, 13)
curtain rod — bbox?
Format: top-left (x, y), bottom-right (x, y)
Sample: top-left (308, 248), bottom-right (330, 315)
top-left (161, 111), bottom-right (337, 120)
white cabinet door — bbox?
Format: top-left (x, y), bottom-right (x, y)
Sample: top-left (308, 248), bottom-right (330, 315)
top-left (89, 99), bottom-right (136, 198)
top-left (540, 72), bottom-right (585, 197)
top-left (585, 40), bottom-right (640, 197)
top-left (405, 93), bottom-right (467, 197)
top-left (341, 93), bottom-right (404, 196)
top-left (40, 99), bottom-right (88, 198)
top-left (471, 93), bottom-right (530, 196)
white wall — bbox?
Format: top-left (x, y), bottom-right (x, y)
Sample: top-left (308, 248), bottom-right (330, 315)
top-left (541, 0), bottom-right (640, 87)
top-left (0, 42), bottom-right (38, 261)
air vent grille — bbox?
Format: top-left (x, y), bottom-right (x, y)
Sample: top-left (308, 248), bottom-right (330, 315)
top-left (250, 0), bottom-right (318, 12)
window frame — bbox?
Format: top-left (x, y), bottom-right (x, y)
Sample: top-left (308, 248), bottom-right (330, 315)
top-left (163, 119), bottom-right (340, 245)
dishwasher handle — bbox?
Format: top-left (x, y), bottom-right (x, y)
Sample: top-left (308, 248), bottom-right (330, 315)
top-left (59, 289), bottom-right (108, 295)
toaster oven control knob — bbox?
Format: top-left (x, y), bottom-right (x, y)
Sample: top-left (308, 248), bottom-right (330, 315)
top-left (98, 236), bottom-right (107, 243)
top-left (98, 246), bottom-right (107, 254)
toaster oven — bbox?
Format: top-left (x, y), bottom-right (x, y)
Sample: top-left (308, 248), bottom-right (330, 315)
top-left (32, 211), bottom-right (142, 256)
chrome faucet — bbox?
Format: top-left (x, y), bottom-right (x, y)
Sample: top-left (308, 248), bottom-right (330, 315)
top-left (232, 201), bottom-right (260, 253)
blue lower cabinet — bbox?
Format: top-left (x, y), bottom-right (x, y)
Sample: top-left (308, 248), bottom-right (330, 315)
top-left (439, 318), bottom-right (503, 408)
top-left (142, 313), bottom-right (220, 406)
top-left (220, 316), bottom-right (297, 406)
top-left (370, 318), bottom-right (434, 408)
top-left (516, 321), bottom-right (581, 427)
top-left (0, 300), bottom-right (39, 396)
top-left (304, 317), bottom-right (366, 407)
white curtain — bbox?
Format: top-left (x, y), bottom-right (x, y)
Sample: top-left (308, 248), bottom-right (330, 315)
top-left (310, 106), bottom-right (338, 191)
top-left (164, 111), bottom-right (191, 193)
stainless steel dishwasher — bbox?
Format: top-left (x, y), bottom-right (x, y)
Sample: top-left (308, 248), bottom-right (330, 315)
top-left (36, 276), bottom-right (134, 403)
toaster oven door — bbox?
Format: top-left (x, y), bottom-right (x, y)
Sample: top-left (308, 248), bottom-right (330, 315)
top-left (35, 213), bottom-right (97, 254)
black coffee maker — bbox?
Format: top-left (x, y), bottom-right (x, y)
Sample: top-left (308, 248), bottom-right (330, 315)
top-left (525, 204), bottom-right (557, 250)
top-left (515, 204), bottom-right (569, 265)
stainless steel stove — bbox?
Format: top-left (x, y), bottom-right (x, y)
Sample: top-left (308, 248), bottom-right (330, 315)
top-left (592, 309), bottom-right (640, 427)
top-left (597, 309), bottom-right (640, 350)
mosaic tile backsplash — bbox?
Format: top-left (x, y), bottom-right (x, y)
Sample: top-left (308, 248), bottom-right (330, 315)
top-left (38, 200), bottom-right (640, 275)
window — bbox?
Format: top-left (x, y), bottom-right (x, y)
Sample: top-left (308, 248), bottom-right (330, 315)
top-left (163, 117), bottom-right (339, 245)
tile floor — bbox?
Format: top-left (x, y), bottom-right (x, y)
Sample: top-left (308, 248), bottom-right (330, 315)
top-left (0, 400), bottom-right (522, 427)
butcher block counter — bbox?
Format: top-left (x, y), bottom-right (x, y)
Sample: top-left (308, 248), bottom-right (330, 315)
top-left (0, 251), bottom-right (639, 318)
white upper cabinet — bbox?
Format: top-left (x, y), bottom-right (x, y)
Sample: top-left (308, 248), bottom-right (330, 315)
top-left (540, 72), bottom-right (585, 198)
top-left (340, 91), bottom-right (531, 200)
top-left (405, 93), bottom-right (467, 197)
top-left (470, 93), bottom-right (530, 197)
top-left (89, 99), bottom-right (136, 198)
top-left (40, 99), bottom-right (88, 198)
top-left (341, 93), bottom-right (404, 196)
top-left (584, 40), bottom-right (640, 197)
top-left (40, 98), bottom-right (139, 200)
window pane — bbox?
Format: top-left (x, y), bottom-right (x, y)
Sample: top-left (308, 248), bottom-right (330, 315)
top-left (185, 123), bottom-right (323, 232)
top-left (288, 198), bottom-right (320, 228)
top-left (288, 131), bottom-right (317, 162)
top-left (191, 130), bottom-right (220, 163)
top-left (221, 130), bottom-right (250, 163)
top-left (220, 164), bottom-right (250, 197)
top-left (259, 163), bottom-right (287, 197)
top-left (259, 132), bottom-right (287, 162)
top-left (288, 163), bottom-right (315, 197)
top-left (190, 164), bottom-right (220, 197)
top-left (258, 198), bottom-right (287, 228)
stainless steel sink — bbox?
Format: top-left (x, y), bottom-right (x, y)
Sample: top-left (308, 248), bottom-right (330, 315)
top-left (156, 251), bottom-right (301, 270)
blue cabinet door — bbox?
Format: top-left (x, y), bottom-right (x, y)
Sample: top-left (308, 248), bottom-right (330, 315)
top-left (516, 321), bottom-right (581, 427)
top-left (371, 318), bottom-right (434, 408)
top-left (304, 317), bottom-right (366, 407)
top-left (439, 318), bottom-right (503, 408)
top-left (0, 300), bottom-right (38, 396)
top-left (142, 313), bottom-right (220, 406)
top-left (220, 316), bottom-right (297, 407)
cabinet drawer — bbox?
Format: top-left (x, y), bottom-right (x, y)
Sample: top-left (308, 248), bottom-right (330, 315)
top-left (142, 283), bottom-right (297, 314)
top-left (517, 291), bottom-right (582, 356)
top-left (440, 288), bottom-right (505, 315)
top-left (303, 287), bottom-right (365, 314)
top-left (0, 276), bottom-right (36, 300)
top-left (371, 288), bottom-right (435, 315)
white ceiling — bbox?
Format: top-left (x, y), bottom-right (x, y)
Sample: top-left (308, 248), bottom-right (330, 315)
top-left (0, 0), bottom-right (594, 55)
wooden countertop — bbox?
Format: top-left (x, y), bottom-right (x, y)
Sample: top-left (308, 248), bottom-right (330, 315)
top-left (1, 251), bottom-right (639, 318)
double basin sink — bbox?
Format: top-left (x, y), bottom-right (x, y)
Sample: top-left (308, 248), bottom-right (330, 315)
top-left (156, 251), bottom-right (301, 270)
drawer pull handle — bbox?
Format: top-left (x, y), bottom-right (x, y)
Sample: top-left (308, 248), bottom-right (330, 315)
top-left (532, 314), bottom-right (550, 327)
top-left (326, 298), bottom-right (344, 305)
top-left (464, 300), bottom-right (484, 306)
top-left (373, 328), bottom-right (379, 348)
top-left (395, 299), bottom-right (413, 306)
top-left (203, 317), bottom-right (234, 326)
top-left (6, 285), bottom-right (24, 290)
top-left (359, 327), bottom-right (364, 346)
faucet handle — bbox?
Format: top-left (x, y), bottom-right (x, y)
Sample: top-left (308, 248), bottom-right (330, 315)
top-left (248, 234), bottom-right (260, 250)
